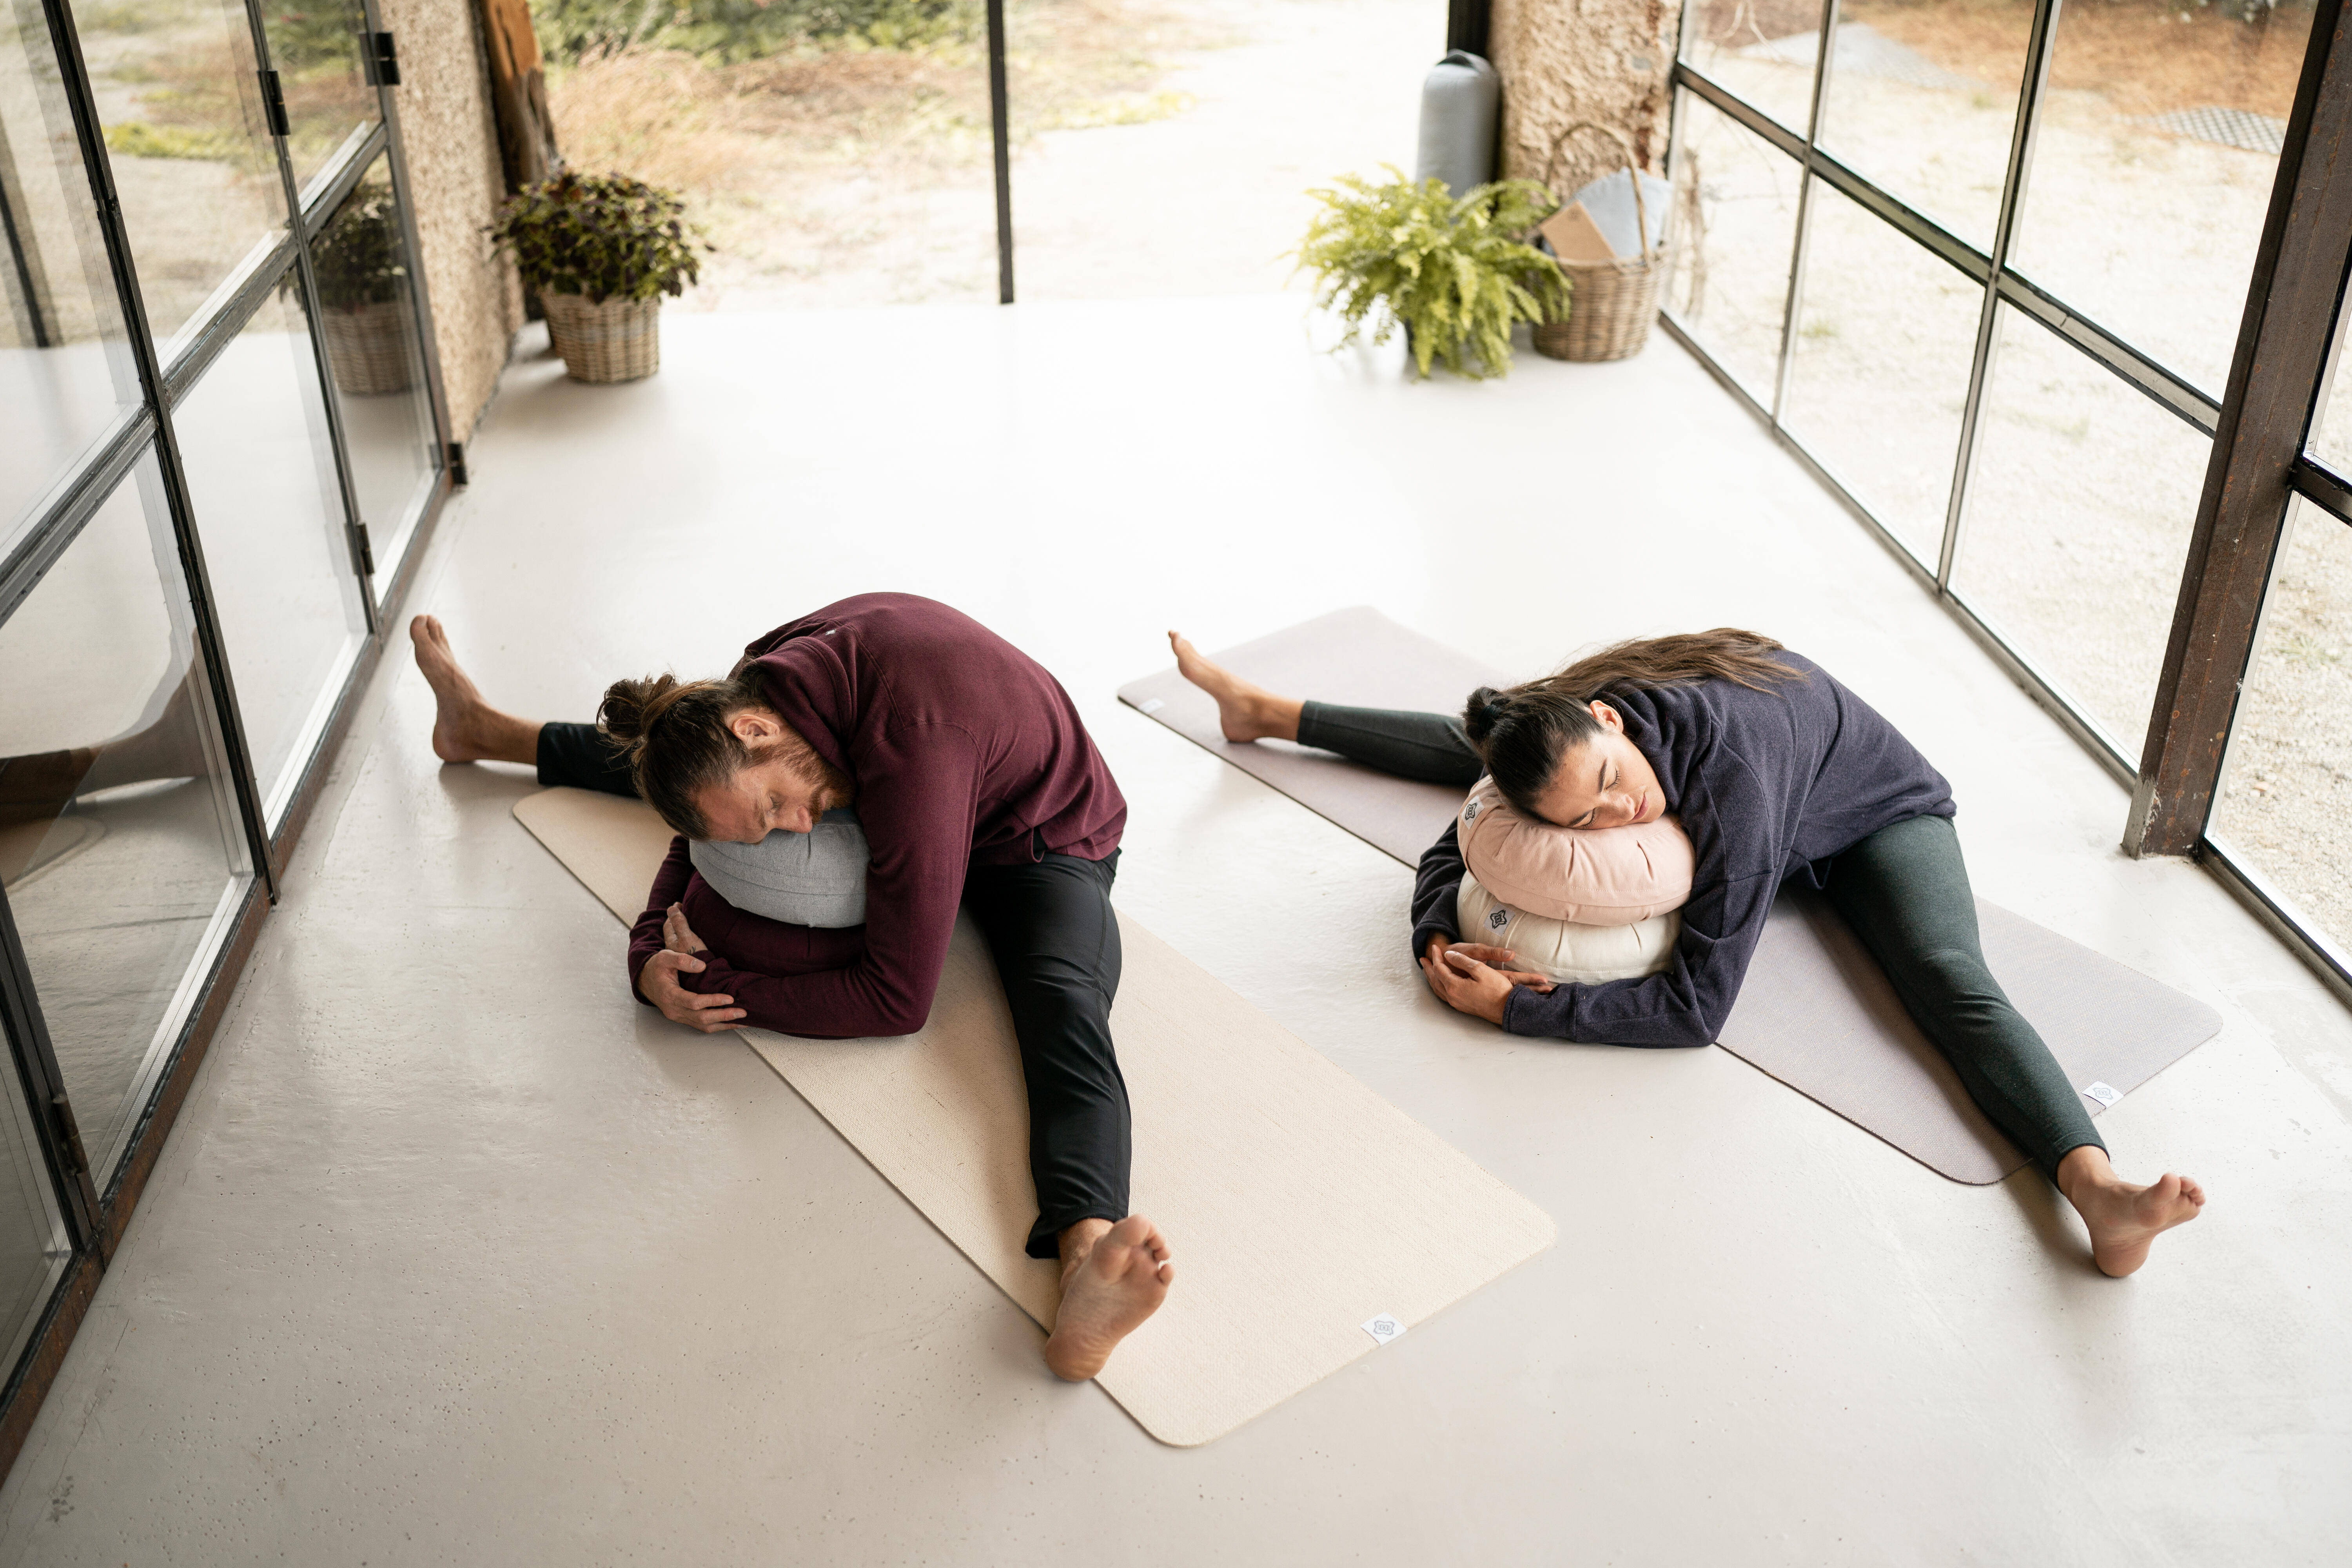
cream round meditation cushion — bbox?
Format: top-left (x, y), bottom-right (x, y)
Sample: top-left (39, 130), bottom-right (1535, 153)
top-left (1455, 873), bottom-right (1680, 984)
top-left (1455, 775), bottom-right (1695, 925)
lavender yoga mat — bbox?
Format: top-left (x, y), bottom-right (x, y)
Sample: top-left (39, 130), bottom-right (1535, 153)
top-left (1118, 608), bottom-right (2221, 1185)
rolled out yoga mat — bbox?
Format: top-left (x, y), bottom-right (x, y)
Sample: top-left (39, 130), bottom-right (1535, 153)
top-left (1118, 608), bottom-right (2223, 1186)
top-left (513, 786), bottom-right (1555, 1447)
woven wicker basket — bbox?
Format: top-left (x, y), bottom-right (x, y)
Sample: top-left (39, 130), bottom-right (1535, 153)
top-left (1532, 122), bottom-right (1668, 363)
top-left (320, 301), bottom-right (416, 396)
top-left (542, 292), bottom-right (663, 383)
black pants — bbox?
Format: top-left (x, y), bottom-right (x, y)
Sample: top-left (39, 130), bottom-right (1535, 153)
top-left (539, 720), bottom-right (1131, 1257)
top-left (1298, 702), bottom-right (2103, 1179)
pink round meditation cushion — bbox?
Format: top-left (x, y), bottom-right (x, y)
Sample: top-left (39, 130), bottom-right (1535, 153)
top-left (1455, 775), bottom-right (1695, 924)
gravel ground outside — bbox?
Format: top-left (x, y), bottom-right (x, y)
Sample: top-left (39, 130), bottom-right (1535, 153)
top-left (2209, 502), bottom-right (2352, 956)
top-left (53, 0), bottom-right (365, 346)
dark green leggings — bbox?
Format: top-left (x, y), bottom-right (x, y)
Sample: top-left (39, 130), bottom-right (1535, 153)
top-left (1299, 701), bottom-right (2105, 1179)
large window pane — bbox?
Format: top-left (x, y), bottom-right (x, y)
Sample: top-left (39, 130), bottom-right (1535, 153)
top-left (313, 155), bottom-right (436, 585)
top-left (1815, 0), bottom-right (2033, 251)
top-left (1680, 0), bottom-right (1830, 133)
top-left (174, 278), bottom-right (366, 822)
top-left (1780, 177), bottom-right (1982, 563)
top-left (1, 0), bottom-right (143, 541)
top-left (256, 0), bottom-right (375, 197)
top-left (79, 0), bottom-right (289, 348)
top-left (1664, 89), bottom-right (1802, 404)
top-left (1951, 304), bottom-right (2210, 750)
top-left (2208, 499), bottom-right (2352, 958)
top-left (0, 452), bottom-right (251, 1181)
top-left (2007, 0), bottom-right (2318, 396)
top-left (0, 1050), bottom-right (69, 1388)
top-left (2310, 310), bottom-right (2350, 475)
top-left (1001, 0), bottom-right (1428, 300)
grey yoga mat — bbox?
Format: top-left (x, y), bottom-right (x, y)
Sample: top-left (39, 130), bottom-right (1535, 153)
top-left (1119, 607), bottom-right (2222, 1185)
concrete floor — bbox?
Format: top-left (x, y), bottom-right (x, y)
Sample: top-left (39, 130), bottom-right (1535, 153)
top-left (2, 298), bottom-right (2348, 1564)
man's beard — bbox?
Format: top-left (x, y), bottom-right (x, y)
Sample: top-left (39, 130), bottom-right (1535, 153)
top-left (753, 730), bottom-right (852, 813)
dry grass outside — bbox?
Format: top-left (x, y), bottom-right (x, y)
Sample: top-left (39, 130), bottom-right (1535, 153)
top-left (1840, 0), bottom-right (2310, 119)
top-left (1684, 0), bottom-right (2312, 118)
top-left (544, 0), bottom-right (1229, 305)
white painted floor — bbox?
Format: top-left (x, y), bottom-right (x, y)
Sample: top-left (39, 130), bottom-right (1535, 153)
top-left (3, 298), bottom-right (2347, 1564)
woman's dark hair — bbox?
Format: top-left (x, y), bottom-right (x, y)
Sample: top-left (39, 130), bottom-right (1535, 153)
top-left (1462, 629), bottom-right (1800, 816)
top-left (598, 670), bottom-right (773, 838)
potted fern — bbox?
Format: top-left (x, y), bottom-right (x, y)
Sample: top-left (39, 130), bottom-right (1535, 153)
top-left (486, 172), bottom-right (711, 383)
top-left (1296, 167), bottom-right (1567, 379)
top-left (313, 180), bottom-right (416, 396)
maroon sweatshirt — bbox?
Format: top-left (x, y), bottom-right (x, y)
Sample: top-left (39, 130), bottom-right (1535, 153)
top-left (627, 593), bottom-right (1127, 1038)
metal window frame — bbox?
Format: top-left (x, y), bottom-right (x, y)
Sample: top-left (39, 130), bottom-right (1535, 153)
top-left (1667, 0), bottom-right (2352, 993)
top-left (2124, 0), bottom-right (2352, 1010)
top-left (987, 0), bottom-right (1014, 304)
top-left (0, 0), bottom-right (461, 1482)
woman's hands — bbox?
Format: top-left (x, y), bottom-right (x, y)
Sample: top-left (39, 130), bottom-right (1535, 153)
top-left (640, 903), bottom-right (746, 1033)
top-left (1418, 934), bottom-right (1555, 1026)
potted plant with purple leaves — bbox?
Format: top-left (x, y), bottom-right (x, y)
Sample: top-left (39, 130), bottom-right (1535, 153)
top-left (486, 171), bottom-right (711, 383)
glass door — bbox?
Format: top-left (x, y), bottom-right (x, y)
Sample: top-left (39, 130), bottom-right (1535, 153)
top-left (0, 0), bottom-right (451, 1434)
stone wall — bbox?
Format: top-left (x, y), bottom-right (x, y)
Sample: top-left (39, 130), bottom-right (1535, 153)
top-left (380, 0), bottom-right (524, 443)
top-left (1490, 0), bottom-right (1679, 199)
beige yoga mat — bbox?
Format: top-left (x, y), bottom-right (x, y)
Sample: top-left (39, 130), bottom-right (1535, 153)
top-left (513, 787), bottom-right (1556, 1447)
top-left (1120, 610), bottom-right (2223, 1185)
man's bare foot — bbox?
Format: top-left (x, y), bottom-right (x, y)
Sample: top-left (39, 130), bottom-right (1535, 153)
top-left (410, 615), bottom-right (541, 767)
top-left (2058, 1145), bottom-right (2205, 1278)
top-left (1167, 631), bottom-right (1305, 744)
top-left (1044, 1214), bottom-right (1174, 1381)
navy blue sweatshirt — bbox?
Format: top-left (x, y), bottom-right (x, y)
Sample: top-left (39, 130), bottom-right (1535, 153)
top-left (1408, 652), bottom-right (1953, 1046)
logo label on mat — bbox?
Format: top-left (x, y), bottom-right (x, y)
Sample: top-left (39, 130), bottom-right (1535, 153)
top-left (2082, 1080), bottom-right (2122, 1107)
top-left (1485, 907), bottom-right (1510, 932)
top-left (1139, 698), bottom-right (1165, 714)
top-left (1362, 1313), bottom-right (1406, 1346)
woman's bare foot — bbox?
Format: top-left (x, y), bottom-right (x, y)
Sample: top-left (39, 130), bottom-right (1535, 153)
top-left (409, 615), bottom-right (542, 766)
top-left (2057, 1145), bottom-right (2205, 1277)
top-left (1044, 1214), bottom-right (1174, 1381)
top-left (1167, 631), bottom-right (1304, 743)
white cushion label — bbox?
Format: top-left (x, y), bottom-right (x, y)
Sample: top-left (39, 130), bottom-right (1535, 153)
top-left (1362, 1312), bottom-right (1406, 1345)
top-left (2083, 1080), bottom-right (2122, 1107)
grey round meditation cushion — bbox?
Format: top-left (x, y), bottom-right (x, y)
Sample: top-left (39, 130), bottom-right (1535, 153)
top-left (688, 808), bottom-right (868, 928)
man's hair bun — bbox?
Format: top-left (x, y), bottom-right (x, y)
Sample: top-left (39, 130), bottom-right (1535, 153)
top-left (592, 671), bottom-right (769, 837)
top-left (597, 673), bottom-right (681, 748)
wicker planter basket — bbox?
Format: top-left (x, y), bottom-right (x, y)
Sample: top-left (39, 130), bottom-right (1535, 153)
top-left (1532, 122), bottom-right (1669, 364)
top-left (320, 300), bottom-right (416, 396)
top-left (541, 292), bottom-right (662, 383)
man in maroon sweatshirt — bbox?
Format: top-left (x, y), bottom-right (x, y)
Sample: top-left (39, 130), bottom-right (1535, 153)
top-left (410, 594), bottom-right (1172, 1380)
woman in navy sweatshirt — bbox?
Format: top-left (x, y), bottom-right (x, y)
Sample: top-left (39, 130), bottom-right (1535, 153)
top-left (1169, 628), bottom-right (2205, 1278)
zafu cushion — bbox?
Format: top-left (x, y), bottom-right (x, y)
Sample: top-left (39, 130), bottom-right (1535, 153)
top-left (688, 807), bottom-right (868, 928)
top-left (1455, 873), bottom-right (1680, 985)
top-left (1454, 775), bottom-right (1694, 925)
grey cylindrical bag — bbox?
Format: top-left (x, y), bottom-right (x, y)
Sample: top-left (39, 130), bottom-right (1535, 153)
top-left (688, 808), bottom-right (869, 929)
top-left (1414, 50), bottom-right (1500, 197)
